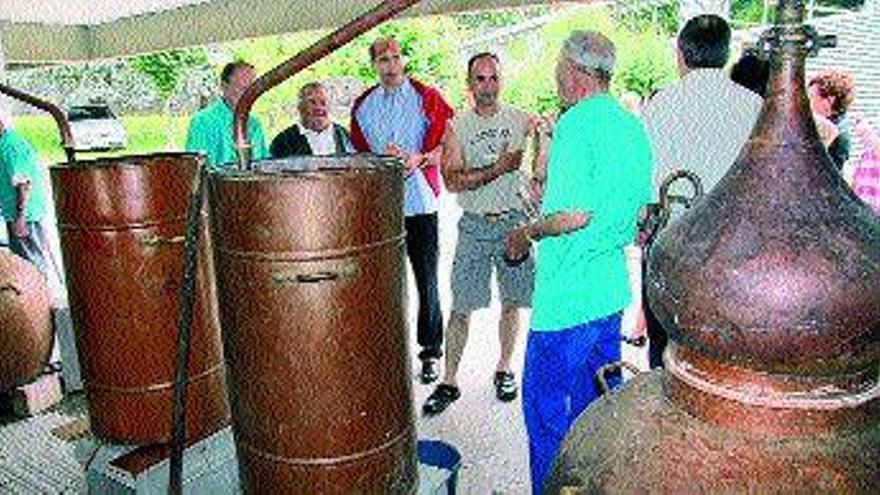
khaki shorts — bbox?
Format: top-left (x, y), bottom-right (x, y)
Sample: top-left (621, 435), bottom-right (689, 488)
top-left (451, 211), bottom-right (535, 313)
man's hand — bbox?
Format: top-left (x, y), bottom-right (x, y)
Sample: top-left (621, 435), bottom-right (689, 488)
top-left (385, 143), bottom-right (423, 174)
top-left (496, 150), bottom-right (522, 175)
top-left (632, 306), bottom-right (647, 340)
top-left (11, 216), bottom-right (28, 238)
top-left (505, 225), bottom-right (532, 263)
top-left (492, 141), bottom-right (523, 177)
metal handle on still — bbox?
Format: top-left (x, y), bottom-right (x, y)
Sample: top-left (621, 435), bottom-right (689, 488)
top-left (596, 361), bottom-right (643, 395)
top-left (271, 260), bottom-right (360, 285)
top-left (658, 169), bottom-right (704, 225)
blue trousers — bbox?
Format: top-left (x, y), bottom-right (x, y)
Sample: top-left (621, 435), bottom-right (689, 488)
top-left (522, 313), bottom-right (622, 494)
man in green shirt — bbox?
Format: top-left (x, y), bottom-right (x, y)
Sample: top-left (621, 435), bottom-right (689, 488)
top-left (185, 61), bottom-right (269, 169)
top-left (0, 118), bottom-right (54, 278)
top-left (505, 31), bottom-right (652, 493)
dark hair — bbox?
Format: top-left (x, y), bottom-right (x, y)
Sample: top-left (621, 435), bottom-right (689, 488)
top-left (220, 61), bottom-right (254, 84)
top-left (467, 52), bottom-right (499, 78)
top-left (678, 15), bottom-right (731, 69)
top-left (809, 71), bottom-right (855, 118)
top-left (731, 51), bottom-right (770, 97)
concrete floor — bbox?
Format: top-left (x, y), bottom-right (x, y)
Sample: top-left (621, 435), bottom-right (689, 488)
top-left (408, 194), bottom-right (649, 494)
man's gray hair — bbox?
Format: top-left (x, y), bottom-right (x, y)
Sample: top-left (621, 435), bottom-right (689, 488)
top-left (562, 31), bottom-right (616, 82)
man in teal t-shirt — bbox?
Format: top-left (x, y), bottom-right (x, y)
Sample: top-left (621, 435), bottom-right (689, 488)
top-left (0, 119), bottom-right (55, 278)
top-left (185, 61), bottom-right (269, 170)
top-left (505, 31), bottom-right (652, 493)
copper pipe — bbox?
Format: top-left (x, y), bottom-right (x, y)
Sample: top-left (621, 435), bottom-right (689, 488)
top-left (232, 0), bottom-right (422, 169)
top-left (0, 83), bottom-right (76, 162)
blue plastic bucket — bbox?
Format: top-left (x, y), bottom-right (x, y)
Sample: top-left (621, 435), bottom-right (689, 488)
top-left (417, 440), bottom-right (461, 495)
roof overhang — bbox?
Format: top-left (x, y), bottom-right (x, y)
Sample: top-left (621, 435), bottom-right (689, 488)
top-left (0, 0), bottom-right (587, 63)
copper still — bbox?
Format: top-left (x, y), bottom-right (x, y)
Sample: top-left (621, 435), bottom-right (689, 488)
top-left (51, 153), bottom-right (229, 443)
top-left (208, 157), bottom-right (416, 492)
top-left (0, 249), bottom-right (53, 391)
top-left (183, 0), bottom-right (421, 492)
top-left (546, 1), bottom-right (879, 493)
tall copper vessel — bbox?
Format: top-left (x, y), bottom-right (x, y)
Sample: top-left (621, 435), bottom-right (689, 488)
top-left (208, 156), bottom-right (416, 493)
top-left (547, 1), bottom-right (880, 493)
top-left (0, 249), bottom-right (53, 391)
top-left (51, 153), bottom-right (229, 443)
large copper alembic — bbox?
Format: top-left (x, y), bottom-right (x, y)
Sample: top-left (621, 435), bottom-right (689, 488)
top-left (546, 1), bottom-right (879, 493)
top-left (208, 157), bottom-right (416, 492)
top-left (0, 249), bottom-right (53, 391)
top-left (52, 153), bottom-right (229, 444)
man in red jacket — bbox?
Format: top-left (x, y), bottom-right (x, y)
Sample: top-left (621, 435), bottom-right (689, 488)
top-left (350, 37), bottom-right (453, 384)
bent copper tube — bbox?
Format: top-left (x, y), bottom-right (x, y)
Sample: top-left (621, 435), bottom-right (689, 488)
top-left (232, 0), bottom-right (421, 169)
top-left (0, 83), bottom-right (76, 162)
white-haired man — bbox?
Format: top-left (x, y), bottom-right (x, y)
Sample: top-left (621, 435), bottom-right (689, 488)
top-left (505, 31), bottom-right (652, 493)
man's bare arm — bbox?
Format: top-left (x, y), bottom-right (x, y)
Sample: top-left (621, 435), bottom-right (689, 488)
top-left (11, 182), bottom-right (31, 238)
top-left (505, 210), bottom-right (591, 261)
top-left (527, 211), bottom-right (590, 241)
top-left (441, 126), bottom-right (522, 193)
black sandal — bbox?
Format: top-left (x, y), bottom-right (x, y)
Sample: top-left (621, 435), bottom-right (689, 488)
top-left (494, 371), bottom-right (518, 402)
top-left (422, 384), bottom-right (461, 416)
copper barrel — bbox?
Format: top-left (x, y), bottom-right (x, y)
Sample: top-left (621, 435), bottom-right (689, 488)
top-left (208, 156), bottom-right (416, 493)
top-left (0, 249), bottom-right (53, 391)
top-left (51, 153), bottom-right (229, 443)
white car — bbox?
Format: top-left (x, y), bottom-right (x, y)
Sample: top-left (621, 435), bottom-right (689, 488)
top-left (68, 104), bottom-right (127, 151)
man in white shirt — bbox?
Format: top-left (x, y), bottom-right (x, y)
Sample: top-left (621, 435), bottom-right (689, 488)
top-left (270, 82), bottom-right (352, 158)
top-left (641, 14), bottom-right (763, 368)
top-left (644, 14), bottom-right (762, 202)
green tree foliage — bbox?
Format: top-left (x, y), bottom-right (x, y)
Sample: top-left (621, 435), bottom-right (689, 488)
top-left (731, 0), bottom-right (772, 25)
top-left (614, 3), bottom-right (679, 37)
top-left (129, 47), bottom-right (209, 147)
top-left (223, 16), bottom-right (462, 136)
top-left (503, 5), bottom-right (678, 114)
top-left (129, 48), bottom-right (210, 101)
top-left (616, 33), bottom-right (678, 98)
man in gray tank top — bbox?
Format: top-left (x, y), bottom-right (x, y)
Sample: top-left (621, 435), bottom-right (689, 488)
top-left (423, 52), bottom-right (543, 416)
